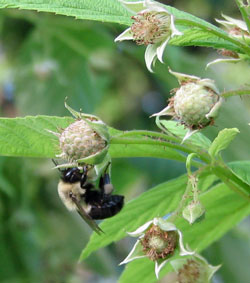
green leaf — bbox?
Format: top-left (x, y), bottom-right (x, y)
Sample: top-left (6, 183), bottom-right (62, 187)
top-left (0, 1), bottom-right (240, 52)
top-left (0, 116), bottom-right (74, 158)
top-left (119, 182), bottom-right (250, 282)
top-left (0, 0), bottom-right (132, 25)
top-left (208, 128), bottom-right (240, 158)
top-left (80, 175), bottom-right (187, 261)
top-left (228, 160), bottom-right (250, 186)
top-left (0, 116), bottom-right (186, 163)
top-left (80, 171), bottom-right (218, 260)
top-left (159, 120), bottom-right (211, 149)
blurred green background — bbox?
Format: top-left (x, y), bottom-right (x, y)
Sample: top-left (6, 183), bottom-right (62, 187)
top-left (0, 0), bottom-right (249, 282)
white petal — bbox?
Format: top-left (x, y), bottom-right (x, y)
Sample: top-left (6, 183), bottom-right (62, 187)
top-left (199, 78), bottom-right (219, 94)
top-left (127, 220), bottom-right (153, 237)
top-left (220, 14), bottom-right (247, 31)
top-left (150, 105), bottom-right (174, 118)
top-left (177, 230), bottom-right (195, 256)
top-left (145, 0), bottom-right (169, 13)
top-left (114, 28), bottom-right (133, 42)
top-left (156, 38), bottom-right (170, 63)
top-left (206, 97), bottom-right (223, 119)
top-left (119, 0), bottom-right (145, 14)
top-left (154, 218), bottom-right (177, 232)
top-left (46, 129), bottom-right (60, 137)
top-left (181, 129), bottom-right (198, 144)
top-left (119, 239), bottom-right (146, 265)
top-left (169, 68), bottom-right (200, 84)
top-left (54, 162), bottom-right (78, 169)
top-left (145, 44), bottom-right (158, 72)
top-left (170, 15), bottom-right (183, 37)
top-left (206, 58), bottom-right (242, 69)
top-left (155, 259), bottom-right (169, 279)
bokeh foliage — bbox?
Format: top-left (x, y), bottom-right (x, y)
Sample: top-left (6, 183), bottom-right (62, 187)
top-left (0, 0), bottom-right (249, 282)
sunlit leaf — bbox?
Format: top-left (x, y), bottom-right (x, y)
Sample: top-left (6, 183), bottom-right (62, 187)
top-left (159, 120), bottom-right (211, 149)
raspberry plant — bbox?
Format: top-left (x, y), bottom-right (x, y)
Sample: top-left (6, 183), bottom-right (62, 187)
top-left (0, 0), bottom-right (249, 282)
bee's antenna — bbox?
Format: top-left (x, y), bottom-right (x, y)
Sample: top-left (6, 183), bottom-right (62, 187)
top-left (104, 161), bottom-right (111, 174)
top-left (52, 159), bottom-right (63, 172)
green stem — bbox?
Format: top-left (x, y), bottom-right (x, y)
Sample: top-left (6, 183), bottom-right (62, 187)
top-left (115, 130), bottom-right (181, 143)
top-left (235, 0), bottom-right (250, 33)
top-left (114, 130), bottom-right (211, 163)
top-left (169, 181), bottom-right (193, 222)
top-left (221, 89), bottom-right (250, 98)
top-left (186, 153), bottom-right (198, 176)
top-left (175, 18), bottom-right (250, 56)
top-left (111, 136), bottom-right (192, 152)
top-left (110, 136), bottom-right (210, 165)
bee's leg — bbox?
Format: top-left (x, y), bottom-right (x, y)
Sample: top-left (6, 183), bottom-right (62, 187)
top-left (80, 165), bottom-right (88, 188)
top-left (99, 171), bottom-right (113, 195)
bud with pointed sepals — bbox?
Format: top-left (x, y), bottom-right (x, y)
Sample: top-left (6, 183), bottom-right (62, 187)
top-left (119, 217), bottom-right (194, 279)
top-left (216, 14), bottom-right (250, 42)
top-left (182, 200), bottom-right (205, 224)
top-left (206, 14), bottom-right (250, 68)
top-left (170, 254), bottom-right (221, 283)
top-left (115, 0), bottom-right (182, 72)
top-left (152, 69), bottom-right (223, 142)
top-left (49, 102), bottom-right (110, 168)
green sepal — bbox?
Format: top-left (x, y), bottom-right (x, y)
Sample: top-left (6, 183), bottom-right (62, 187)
top-left (64, 100), bottom-right (110, 143)
top-left (77, 145), bottom-right (109, 165)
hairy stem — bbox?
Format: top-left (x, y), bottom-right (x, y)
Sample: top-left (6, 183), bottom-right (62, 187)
top-left (115, 130), bottom-right (181, 143)
top-left (169, 181), bottom-right (193, 222)
top-left (221, 89), bottom-right (250, 98)
top-left (110, 136), bottom-right (210, 165)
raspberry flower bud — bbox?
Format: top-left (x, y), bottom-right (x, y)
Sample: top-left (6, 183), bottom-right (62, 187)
top-left (49, 102), bottom-right (110, 168)
top-left (115, 0), bottom-right (182, 72)
top-left (120, 218), bottom-right (194, 279)
top-left (206, 14), bottom-right (250, 68)
top-left (170, 254), bottom-right (221, 283)
top-left (182, 200), bottom-right (205, 224)
top-left (216, 14), bottom-right (250, 41)
top-left (152, 69), bottom-right (223, 142)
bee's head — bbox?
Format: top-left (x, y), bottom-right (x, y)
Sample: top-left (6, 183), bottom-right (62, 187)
top-left (61, 167), bottom-right (82, 183)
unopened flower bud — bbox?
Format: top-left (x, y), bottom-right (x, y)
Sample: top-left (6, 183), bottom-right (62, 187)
top-left (59, 119), bottom-right (106, 161)
top-left (152, 70), bottom-right (223, 141)
top-left (216, 14), bottom-right (250, 41)
top-left (49, 102), bottom-right (110, 166)
top-left (182, 200), bottom-right (205, 224)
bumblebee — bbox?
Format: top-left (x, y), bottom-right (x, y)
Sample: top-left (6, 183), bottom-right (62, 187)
top-left (55, 162), bottom-right (124, 234)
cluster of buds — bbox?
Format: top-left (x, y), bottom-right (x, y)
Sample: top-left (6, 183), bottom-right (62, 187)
top-left (115, 0), bottom-right (182, 72)
top-left (152, 69), bottom-right (223, 142)
top-left (49, 102), bottom-right (110, 169)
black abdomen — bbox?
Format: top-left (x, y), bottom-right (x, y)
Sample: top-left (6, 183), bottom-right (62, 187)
top-left (88, 195), bottom-right (124, 220)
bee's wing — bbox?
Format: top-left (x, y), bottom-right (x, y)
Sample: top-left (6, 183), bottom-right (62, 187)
top-left (71, 196), bottom-right (104, 235)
